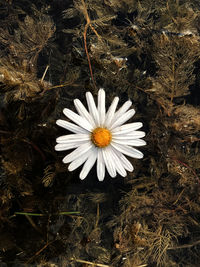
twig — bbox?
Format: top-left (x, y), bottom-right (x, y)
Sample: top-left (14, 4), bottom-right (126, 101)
top-left (22, 138), bottom-right (46, 161)
top-left (95, 203), bottom-right (100, 228)
top-left (41, 65), bottom-right (49, 82)
top-left (168, 239), bottom-right (200, 250)
top-left (81, 0), bottom-right (98, 89)
top-left (70, 258), bottom-right (147, 267)
top-left (70, 258), bottom-right (109, 267)
top-left (26, 240), bottom-right (55, 264)
top-left (172, 189), bottom-right (184, 205)
top-left (83, 23), bottom-right (97, 89)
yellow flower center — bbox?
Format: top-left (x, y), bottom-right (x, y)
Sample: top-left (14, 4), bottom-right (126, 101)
top-left (91, 127), bottom-right (112, 148)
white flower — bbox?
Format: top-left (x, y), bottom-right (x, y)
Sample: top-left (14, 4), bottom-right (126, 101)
top-left (55, 89), bottom-right (146, 181)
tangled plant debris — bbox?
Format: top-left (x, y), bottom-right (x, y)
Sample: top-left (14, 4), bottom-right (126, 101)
top-left (0, 0), bottom-right (200, 266)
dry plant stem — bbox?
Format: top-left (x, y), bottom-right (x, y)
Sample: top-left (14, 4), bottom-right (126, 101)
top-left (83, 24), bottom-right (96, 89)
top-left (22, 138), bottom-right (46, 161)
top-left (81, 0), bottom-right (99, 89)
top-left (25, 215), bottom-right (42, 235)
top-left (26, 240), bottom-right (55, 264)
top-left (135, 85), bottom-right (171, 116)
top-left (171, 56), bottom-right (175, 102)
top-left (70, 258), bottom-right (110, 267)
top-left (70, 258), bottom-right (147, 267)
top-left (81, 0), bottom-right (101, 40)
top-left (0, 130), bottom-right (11, 134)
top-left (1, 133), bottom-right (45, 161)
top-left (173, 189), bottom-right (185, 205)
top-left (41, 65), bottom-right (49, 82)
top-left (49, 81), bottom-right (79, 89)
top-left (16, 200), bottom-right (43, 235)
top-left (168, 239), bottom-right (200, 250)
top-left (171, 157), bottom-right (200, 183)
top-left (166, 0), bottom-right (178, 25)
top-left (95, 203), bottom-right (100, 228)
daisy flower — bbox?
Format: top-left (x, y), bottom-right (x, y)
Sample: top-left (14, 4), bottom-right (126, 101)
top-left (55, 89), bottom-right (146, 181)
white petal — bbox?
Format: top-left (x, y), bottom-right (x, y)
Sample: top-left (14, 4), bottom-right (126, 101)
top-left (112, 138), bottom-right (146, 146)
top-left (112, 131), bottom-right (146, 139)
top-left (56, 133), bottom-right (90, 143)
top-left (79, 147), bottom-right (97, 180)
top-left (111, 122), bottom-right (143, 135)
top-left (102, 147), bottom-right (117, 177)
top-left (56, 119), bottom-right (87, 134)
top-left (86, 91), bottom-right (100, 125)
top-left (111, 142), bottom-right (144, 159)
top-left (63, 108), bottom-right (93, 132)
top-left (111, 147), bottom-right (134, 172)
top-left (105, 97), bottom-right (119, 128)
top-left (98, 89), bottom-right (106, 126)
top-left (97, 149), bottom-right (105, 181)
top-left (74, 99), bottom-right (96, 128)
top-left (62, 142), bottom-right (93, 163)
top-left (109, 147), bottom-right (127, 177)
top-left (111, 100), bottom-right (132, 123)
top-left (68, 150), bottom-right (91, 171)
top-left (110, 109), bottom-right (135, 130)
top-left (127, 131), bottom-right (146, 138)
top-left (55, 142), bottom-right (86, 151)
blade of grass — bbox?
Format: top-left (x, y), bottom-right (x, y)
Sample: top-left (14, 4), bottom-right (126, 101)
top-left (10, 211), bottom-right (80, 218)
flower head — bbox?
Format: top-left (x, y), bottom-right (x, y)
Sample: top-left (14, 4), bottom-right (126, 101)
top-left (55, 89), bottom-right (146, 181)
